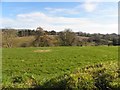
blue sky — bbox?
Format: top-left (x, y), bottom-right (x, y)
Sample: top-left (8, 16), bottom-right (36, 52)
top-left (2, 2), bottom-right (82, 18)
top-left (1, 1), bottom-right (118, 34)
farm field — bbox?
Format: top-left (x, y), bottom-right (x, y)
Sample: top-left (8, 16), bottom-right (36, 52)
top-left (2, 46), bottom-right (118, 88)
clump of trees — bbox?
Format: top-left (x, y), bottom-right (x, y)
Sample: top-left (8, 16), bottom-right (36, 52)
top-left (58, 29), bottom-right (77, 46)
top-left (2, 27), bottom-right (120, 48)
top-left (32, 27), bottom-right (56, 47)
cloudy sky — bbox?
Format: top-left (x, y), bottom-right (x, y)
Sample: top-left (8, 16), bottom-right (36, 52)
top-left (1, 0), bottom-right (118, 34)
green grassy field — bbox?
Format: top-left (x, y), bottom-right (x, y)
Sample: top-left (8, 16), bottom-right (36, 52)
top-left (2, 46), bottom-right (118, 88)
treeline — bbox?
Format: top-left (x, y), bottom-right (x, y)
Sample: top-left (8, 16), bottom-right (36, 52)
top-left (2, 27), bottom-right (120, 48)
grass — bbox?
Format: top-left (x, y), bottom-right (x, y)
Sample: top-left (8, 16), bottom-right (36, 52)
top-left (2, 46), bottom-right (118, 88)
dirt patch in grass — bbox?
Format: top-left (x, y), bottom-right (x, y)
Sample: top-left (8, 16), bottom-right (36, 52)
top-left (33, 50), bottom-right (51, 53)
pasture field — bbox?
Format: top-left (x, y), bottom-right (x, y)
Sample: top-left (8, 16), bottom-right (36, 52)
top-left (2, 46), bottom-right (118, 88)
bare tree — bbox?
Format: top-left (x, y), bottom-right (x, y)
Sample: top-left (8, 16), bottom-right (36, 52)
top-left (58, 29), bottom-right (77, 46)
top-left (2, 29), bottom-right (17, 48)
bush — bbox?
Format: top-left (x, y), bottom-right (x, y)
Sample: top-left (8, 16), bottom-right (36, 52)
top-left (20, 42), bottom-right (30, 47)
top-left (37, 61), bottom-right (119, 90)
top-left (2, 61), bottom-right (119, 89)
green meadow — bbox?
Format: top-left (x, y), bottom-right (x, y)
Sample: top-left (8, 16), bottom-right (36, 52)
top-left (2, 46), bottom-right (119, 88)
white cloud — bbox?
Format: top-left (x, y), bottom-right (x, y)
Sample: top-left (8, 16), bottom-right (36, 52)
top-left (44, 6), bottom-right (81, 15)
top-left (83, 2), bottom-right (98, 12)
top-left (44, 1), bottom-right (98, 15)
top-left (1, 11), bottom-right (117, 34)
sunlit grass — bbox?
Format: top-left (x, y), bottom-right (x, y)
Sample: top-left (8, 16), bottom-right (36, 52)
top-left (2, 46), bottom-right (118, 88)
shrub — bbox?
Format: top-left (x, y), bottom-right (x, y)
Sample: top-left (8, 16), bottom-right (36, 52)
top-left (37, 61), bottom-right (119, 90)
